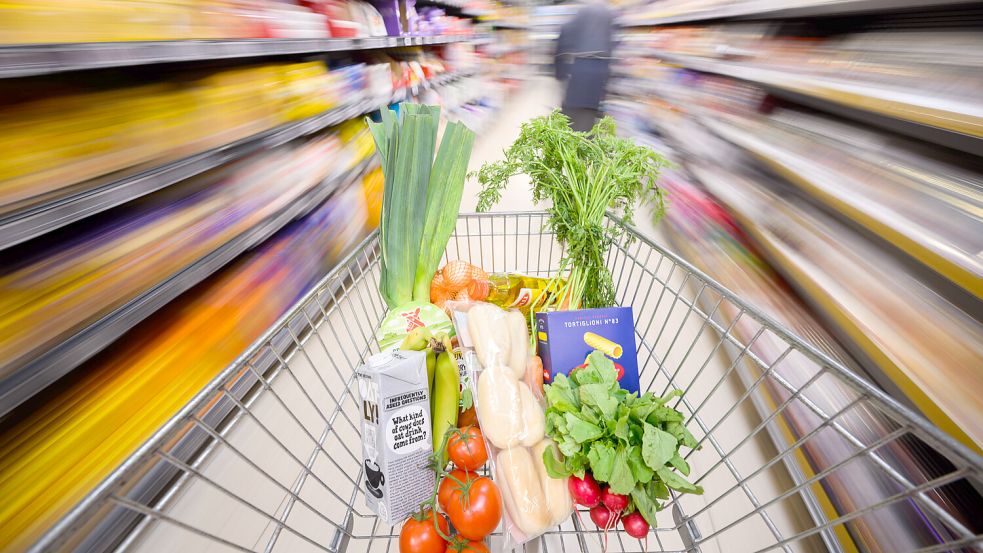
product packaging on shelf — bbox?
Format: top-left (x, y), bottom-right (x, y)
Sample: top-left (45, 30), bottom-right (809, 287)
top-left (536, 307), bottom-right (641, 393)
top-left (355, 349), bottom-right (435, 525)
top-left (450, 301), bottom-right (572, 548)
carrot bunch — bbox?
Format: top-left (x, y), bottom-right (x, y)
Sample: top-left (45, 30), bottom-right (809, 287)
top-left (430, 260), bottom-right (488, 309)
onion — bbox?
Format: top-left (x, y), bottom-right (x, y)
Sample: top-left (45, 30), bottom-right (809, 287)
top-left (470, 265), bottom-right (488, 282)
top-left (442, 260), bottom-right (472, 292)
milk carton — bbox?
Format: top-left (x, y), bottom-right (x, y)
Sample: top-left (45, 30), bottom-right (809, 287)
top-left (355, 349), bottom-right (435, 525)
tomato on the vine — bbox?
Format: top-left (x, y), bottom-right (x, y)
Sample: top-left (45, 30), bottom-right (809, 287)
top-left (447, 426), bottom-right (487, 471)
top-left (457, 406), bottom-right (478, 428)
top-left (445, 475), bottom-right (502, 541)
top-left (448, 539), bottom-right (489, 553)
top-left (464, 542), bottom-right (489, 553)
top-left (570, 361), bottom-right (624, 381)
top-left (399, 509), bottom-right (449, 553)
top-left (438, 469), bottom-right (476, 511)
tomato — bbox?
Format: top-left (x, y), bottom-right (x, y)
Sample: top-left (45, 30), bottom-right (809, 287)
top-left (457, 406), bottom-right (478, 428)
top-left (438, 469), bottom-right (476, 511)
top-left (448, 540), bottom-right (489, 553)
top-left (613, 362), bottom-right (625, 380)
top-left (447, 426), bottom-right (487, 470)
top-left (569, 361), bottom-right (624, 380)
top-left (445, 475), bottom-right (502, 541)
top-left (464, 542), bottom-right (489, 553)
top-left (399, 509), bottom-right (449, 553)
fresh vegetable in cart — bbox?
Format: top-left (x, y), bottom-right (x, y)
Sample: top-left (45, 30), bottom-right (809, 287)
top-left (542, 351), bottom-right (703, 530)
top-left (474, 111), bottom-right (668, 311)
top-left (367, 104), bottom-right (475, 350)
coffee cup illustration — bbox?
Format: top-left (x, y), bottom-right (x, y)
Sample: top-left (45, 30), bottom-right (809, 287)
top-left (364, 459), bottom-right (385, 499)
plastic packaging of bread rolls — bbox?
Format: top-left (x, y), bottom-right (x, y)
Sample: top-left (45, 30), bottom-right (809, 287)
top-left (449, 301), bottom-right (573, 548)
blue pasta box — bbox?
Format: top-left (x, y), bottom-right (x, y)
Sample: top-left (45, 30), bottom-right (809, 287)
top-left (535, 306), bottom-right (640, 393)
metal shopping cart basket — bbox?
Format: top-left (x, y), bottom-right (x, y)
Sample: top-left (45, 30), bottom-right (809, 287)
top-left (33, 212), bottom-right (982, 553)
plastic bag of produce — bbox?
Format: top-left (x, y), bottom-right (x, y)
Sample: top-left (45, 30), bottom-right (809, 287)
top-left (449, 301), bottom-right (573, 547)
top-left (375, 300), bottom-right (455, 352)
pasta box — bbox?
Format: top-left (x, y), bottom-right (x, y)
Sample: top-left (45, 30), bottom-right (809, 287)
top-left (535, 307), bottom-right (640, 393)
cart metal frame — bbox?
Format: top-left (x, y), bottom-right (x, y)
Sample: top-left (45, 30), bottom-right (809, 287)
top-left (29, 212), bottom-right (983, 553)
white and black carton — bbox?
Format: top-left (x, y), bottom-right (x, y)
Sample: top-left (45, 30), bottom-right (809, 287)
top-left (355, 349), bottom-right (434, 525)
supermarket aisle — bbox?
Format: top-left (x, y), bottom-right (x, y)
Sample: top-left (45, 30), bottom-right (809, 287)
top-left (461, 77), bottom-right (563, 213)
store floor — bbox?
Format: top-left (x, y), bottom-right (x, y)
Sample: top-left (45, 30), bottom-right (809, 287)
top-left (127, 79), bottom-right (822, 553)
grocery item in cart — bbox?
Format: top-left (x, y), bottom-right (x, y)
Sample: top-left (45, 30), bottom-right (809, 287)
top-left (451, 301), bottom-right (573, 547)
top-left (474, 111), bottom-right (668, 311)
top-left (430, 260), bottom-right (488, 308)
top-left (468, 271), bottom-right (563, 317)
top-left (355, 349), bottom-right (436, 525)
top-left (375, 300), bottom-right (456, 351)
top-left (366, 103), bottom-right (475, 347)
top-left (536, 306), bottom-right (641, 393)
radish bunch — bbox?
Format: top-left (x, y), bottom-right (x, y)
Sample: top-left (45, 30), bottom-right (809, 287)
top-left (569, 472), bottom-right (650, 551)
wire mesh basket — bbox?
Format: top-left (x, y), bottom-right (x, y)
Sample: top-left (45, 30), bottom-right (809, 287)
top-left (32, 212), bottom-right (983, 553)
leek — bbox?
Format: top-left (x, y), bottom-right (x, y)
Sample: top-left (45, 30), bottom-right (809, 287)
top-left (367, 104), bottom-right (475, 309)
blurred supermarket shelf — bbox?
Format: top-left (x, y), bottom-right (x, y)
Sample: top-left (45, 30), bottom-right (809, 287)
top-left (619, 0), bottom-right (980, 27)
top-left (643, 50), bottom-right (983, 153)
top-left (0, 157), bottom-right (375, 418)
top-left (483, 42), bottom-right (532, 58)
top-left (417, 0), bottom-right (489, 16)
top-left (699, 116), bottom-right (983, 300)
top-left (0, 35), bottom-right (489, 79)
top-left (609, 81), bottom-right (983, 301)
top-left (58, 241), bottom-right (377, 553)
top-left (692, 164), bottom-right (983, 451)
top-left (0, 70), bottom-right (472, 250)
top-left (489, 21), bottom-right (530, 30)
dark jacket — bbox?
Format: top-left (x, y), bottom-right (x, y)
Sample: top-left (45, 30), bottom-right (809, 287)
top-left (554, 3), bottom-right (615, 109)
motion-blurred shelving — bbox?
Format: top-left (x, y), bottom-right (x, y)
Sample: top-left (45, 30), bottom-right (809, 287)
top-left (619, 0), bottom-right (979, 26)
top-left (642, 50), bottom-right (983, 153)
top-left (0, 154), bottom-right (375, 418)
top-left (698, 115), bottom-right (983, 300)
top-left (0, 71), bottom-right (472, 250)
top-left (0, 35), bottom-right (489, 79)
top-left (0, 174), bottom-right (379, 553)
top-left (693, 164), bottom-right (983, 452)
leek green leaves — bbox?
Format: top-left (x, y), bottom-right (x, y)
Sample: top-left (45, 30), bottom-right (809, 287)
top-left (368, 104), bottom-right (475, 309)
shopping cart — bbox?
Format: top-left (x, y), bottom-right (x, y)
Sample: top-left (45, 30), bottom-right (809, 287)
top-left (31, 212), bottom-right (982, 553)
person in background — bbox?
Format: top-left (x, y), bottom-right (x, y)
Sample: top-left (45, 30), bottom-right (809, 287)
top-left (554, 0), bottom-right (616, 132)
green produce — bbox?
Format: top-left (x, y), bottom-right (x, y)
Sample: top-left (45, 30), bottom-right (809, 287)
top-left (432, 350), bottom-right (461, 462)
top-left (542, 351), bottom-right (702, 527)
top-left (426, 349), bottom-right (436, 408)
top-left (377, 301), bottom-right (454, 352)
top-left (401, 326), bottom-right (434, 351)
top-left (474, 111), bottom-right (668, 310)
top-left (367, 104), bottom-right (476, 310)
top-left (400, 328), bottom-right (447, 415)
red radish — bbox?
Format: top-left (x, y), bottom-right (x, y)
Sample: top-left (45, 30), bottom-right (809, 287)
top-left (622, 511), bottom-right (650, 539)
top-left (568, 473), bottom-right (602, 508)
top-left (590, 504), bottom-right (619, 552)
top-left (589, 505), bottom-right (615, 528)
top-left (601, 488), bottom-right (629, 513)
